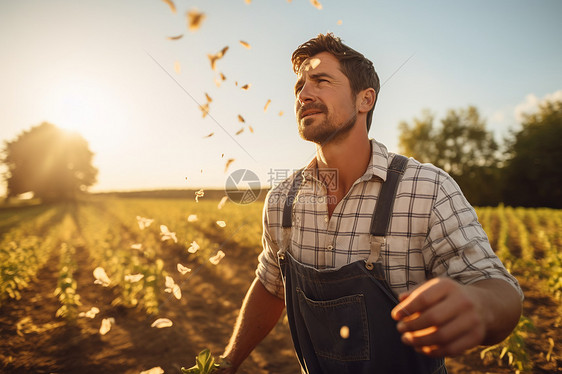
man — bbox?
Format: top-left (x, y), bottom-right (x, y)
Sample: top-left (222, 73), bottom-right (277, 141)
top-left (217, 33), bottom-right (523, 373)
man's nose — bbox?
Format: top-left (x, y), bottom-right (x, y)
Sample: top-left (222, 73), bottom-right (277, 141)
top-left (297, 82), bottom-right (315, 105)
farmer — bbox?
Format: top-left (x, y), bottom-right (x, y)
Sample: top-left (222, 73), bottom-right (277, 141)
top-left (217, 33), bottom-right (523, 373)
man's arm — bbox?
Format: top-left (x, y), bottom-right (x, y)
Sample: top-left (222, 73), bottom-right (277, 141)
top-left (391, 277), bottom-right (522, 357)
top-left (218, 277), bottom-right (286, 373)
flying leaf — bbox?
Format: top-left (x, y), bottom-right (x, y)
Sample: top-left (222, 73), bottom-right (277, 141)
top-left (239, 40), bottom-right (251, 49)
top-left (140, 367), bottom-right (164, 374)
top-left (340, 325), bottom-right (350, 339)
top-left (279, 111), bottom-right (284, 116)
top-left (199, 103), bottom-right (210, 118)
top-left (237, 114), bottom-right (245, 123)
top-left (216, 220), bottom-right (226, 228)
top-left (99, 317), bottom-right (115, 335)
top-left (151, 318), bottom-right (173, 328)
top-left (187, 240), bottom-right (200, 253)
top-left (217, 195), bottom-right (228, 210)
top-left (187, 214), bottom-right (198, 222)
top-left (308, 57), bottom-right (321, 69)
top-left (177, 263), bottom-right (192, 274)
top-left (131, 243), bottom-right (143, 250)
top-left (195, 188), bottom-right (204, 202)
top-left (93, 267), bottom-right (111, 287)
top-left (209, 250), bottom-right (225, 265)
top-left (337, 19), bottom-right (343, 25)
top-left (205, 93), bottom-right (213, 102)
top-left (240, 84), bottom-right (251, 90)
top-left (174, 61), bottom-right (181, 74)
top-left (187, 9), bottom-right (205, 31)
top-left (248, 125), bottom-right (254, 133)
top-left (264, 99), bottom-right (271, 112)
top-left (224, 158), bottom-right (235, 173)
top-left (207, 46), bottom-right (229, 71)
top-left (160, 225), bottom-right (178, 243)
top-left (136, 216), bottom-right (154, 230)
top-left (167, 34), bottom-right (184, 40)
top-left (235, 127), bottom-right (244, 135)
top-left (125, 273), bottom-right (144, 283)
top-left (203, 132), bottom-right (214, 138)
top-left (78, 307), bottom-right (100, 319)
top-left (161, 0), bottom-right (176, 13)
top-left (310, 0), bottom-right (323, 10)
top-left (165, 276), bottom-right (181, 299)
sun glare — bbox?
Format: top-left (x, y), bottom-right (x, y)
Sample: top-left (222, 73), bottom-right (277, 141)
top-left (44, 77), bottom-right (129, 152)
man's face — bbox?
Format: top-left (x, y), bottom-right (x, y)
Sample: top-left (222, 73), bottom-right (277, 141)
top-left (294, 52), bottom-right (357, 144)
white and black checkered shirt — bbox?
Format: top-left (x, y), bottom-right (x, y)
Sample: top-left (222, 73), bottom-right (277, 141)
top-left (256, 139), bottom-right (523, 300)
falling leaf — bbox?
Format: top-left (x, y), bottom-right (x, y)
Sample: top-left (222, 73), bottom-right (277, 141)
top-left (217, 195), bottom-right (228, 210)
top-left (151, 318), bottom-right (173, 328)
top-left (264, 99), bottom-right (271, 112)
top-left (216, 220), bottom-right (226, 228)
top-left (187, 8), bottom-right (205, 31)
top-left (140, 367), bottom-right (164, 374)
top-left (79, 307), bottom-right (100, 319)
top-left (207, 46), bottom-right (229, 71)
top-left (240, 84), bottom-right (251, 90)
top-left (221, 153), bottom-right (224, 158)
top-left (131, 243), bottom-right (143, 250)
top-left (199, 103), bottom-right (210, 118)
top-left (167, 34), bottom-right (183, 40)
top-left (205, 93), bottom-right (213, 102)
top-left (99, 317), bottom-right (115, 335)
top-left (164, 276), bottom-right (181, 299)
top-left (278, 111), bottom-right (284, 116)
top-left (310, 0), bottom-right (323, 10)
top-left (235, 81), bottom-right (238, 86)
top-left (187, 214), bottom-right (198, 222)
top-left (248, 125), bottom-right (254, 133)
top-left (308, 57), bottom-right (321, 69)
top-left (340, 325), bottom-right (350, 339)
top-left (203, 132), bottom-right (214, 138)
top-left (160, 225), bottom-right (178, 243)
top-left (235, 128), bottom-right (244, 135)
top-left (125, 273), bottom-right (144, 283)
top-left (237, 114), bottom-right (246, 123)
top-left (136, 216), bottom-right (154, 230)
top-left (337, 19), bottom-right (343, 25)
top-left (224, 158), bottom-right (235, 173)
top-left (239, 40), bottom-right (251, 49)
top-left (93, 267), bottom-right (111, 287)
top-left (161, 0), bottom-right (176, 13)
top-left (209, 250), bottom-right (225, 265)
top-left (187, 240), bottom-right (200, 253)
top-left (220, 72), bottom-right (226, 81)
top-left (174, 61), bottom-right (181, 74)
top-left (177, 263), bottom-right (191, 274)
top-left (195, 188), bottom-right (204, 202)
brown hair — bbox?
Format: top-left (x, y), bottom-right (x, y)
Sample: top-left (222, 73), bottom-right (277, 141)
top-left (292, 33), bottom-right (380, 131)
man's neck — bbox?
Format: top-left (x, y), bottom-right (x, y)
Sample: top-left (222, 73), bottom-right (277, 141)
top-left (314, 129), bottom-right (371, 195)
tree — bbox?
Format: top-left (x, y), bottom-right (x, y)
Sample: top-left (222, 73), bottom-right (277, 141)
top-left (398, 106), bottom-right (501, 206)
top-left (2, 122), bottom-right (98, 201)
top-left (502, 99), bottom-right (562, 208)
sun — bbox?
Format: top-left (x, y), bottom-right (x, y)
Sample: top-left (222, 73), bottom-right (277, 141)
top-left (44, 76), bottom-right (129, 152)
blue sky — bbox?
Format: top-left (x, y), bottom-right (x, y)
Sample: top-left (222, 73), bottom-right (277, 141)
top-left (1, 0), bottom-right (561, 194)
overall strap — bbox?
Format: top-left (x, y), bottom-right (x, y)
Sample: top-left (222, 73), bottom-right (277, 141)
top-left (365, 154), bottom-right (409, 270)
top-left (282, 169), bottom-right (305, 228)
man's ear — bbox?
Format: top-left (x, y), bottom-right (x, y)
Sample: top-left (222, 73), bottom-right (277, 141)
top-left (358, 88), bottom-right (376, 114)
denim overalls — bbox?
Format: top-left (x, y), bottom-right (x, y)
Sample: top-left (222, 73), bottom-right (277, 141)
top-left (278, 155), bottom-right (447, 374)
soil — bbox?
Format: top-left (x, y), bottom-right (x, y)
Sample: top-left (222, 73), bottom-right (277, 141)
top-left (1, 227), bottom-right (561, 373)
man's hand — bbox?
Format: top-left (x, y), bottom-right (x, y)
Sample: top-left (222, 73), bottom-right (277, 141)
top-left (391, 277), bottom-right (521, 358)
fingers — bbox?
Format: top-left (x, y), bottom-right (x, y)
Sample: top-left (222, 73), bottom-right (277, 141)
top-left (392, 277), bottom-right (455, 321)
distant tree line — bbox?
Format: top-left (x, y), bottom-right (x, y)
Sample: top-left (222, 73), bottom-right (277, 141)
top-left (398, 99), bottom-right (562, 208)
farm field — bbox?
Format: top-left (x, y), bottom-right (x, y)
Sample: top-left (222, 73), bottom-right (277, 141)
top-left (0, 197), bottom-right (560, 373)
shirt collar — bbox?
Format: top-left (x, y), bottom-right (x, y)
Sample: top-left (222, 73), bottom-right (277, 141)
top-left (300, 139), bottom-right (390, 184)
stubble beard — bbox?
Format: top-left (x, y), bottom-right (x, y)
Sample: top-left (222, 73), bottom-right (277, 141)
top-left (298, 110), bottom-right (357, 146)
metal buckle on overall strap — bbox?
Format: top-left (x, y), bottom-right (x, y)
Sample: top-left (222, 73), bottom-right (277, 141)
top-left (365, 236), bottom-right (385, 270)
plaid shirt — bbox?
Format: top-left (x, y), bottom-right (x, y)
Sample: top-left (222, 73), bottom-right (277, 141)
top-left (256, 139), bottom-right (523, 300)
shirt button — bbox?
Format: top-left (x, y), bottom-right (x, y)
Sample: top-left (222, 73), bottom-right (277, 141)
top-left (327, 245), bottom-right (333, 250)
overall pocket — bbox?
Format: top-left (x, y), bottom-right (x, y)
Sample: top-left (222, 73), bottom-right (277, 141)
top-left (296, 288), bottom-right (369, 361)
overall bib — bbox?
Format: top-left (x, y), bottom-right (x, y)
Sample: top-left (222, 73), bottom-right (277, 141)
top-left (278, 155), bottom-right (447, 374)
